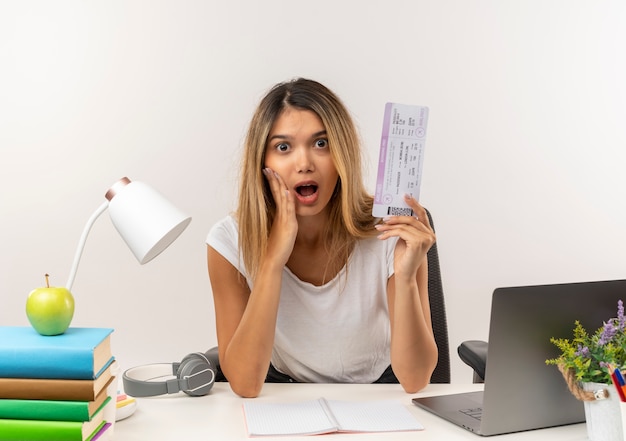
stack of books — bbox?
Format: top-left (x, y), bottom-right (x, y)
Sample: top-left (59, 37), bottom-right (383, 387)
top-left (0, 327), bottom-right (116, 441)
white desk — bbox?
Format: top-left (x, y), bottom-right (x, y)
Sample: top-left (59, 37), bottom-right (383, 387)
top-left (113, 383), bottom-right (587, 440)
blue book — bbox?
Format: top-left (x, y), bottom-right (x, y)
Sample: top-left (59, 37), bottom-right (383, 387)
top-left (0, 327), bottom-right (114, 380)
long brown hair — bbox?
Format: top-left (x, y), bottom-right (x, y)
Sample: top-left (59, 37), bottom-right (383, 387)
top-left (237, 78), bottom-right (377, 281)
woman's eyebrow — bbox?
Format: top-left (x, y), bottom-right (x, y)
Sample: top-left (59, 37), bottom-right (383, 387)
top-left (267, 130), bottom-right (327, 142)
top-left (311, 130), bottom-right (327, 138)
top-left (267, 133), bottom-right (290, 142)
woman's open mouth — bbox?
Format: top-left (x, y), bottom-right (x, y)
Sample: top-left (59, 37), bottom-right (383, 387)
top-left (294, 183), bottom-right (319, 204)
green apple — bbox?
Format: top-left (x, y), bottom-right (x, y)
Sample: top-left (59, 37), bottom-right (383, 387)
top-left (26, 274), bottom-right (75, 336)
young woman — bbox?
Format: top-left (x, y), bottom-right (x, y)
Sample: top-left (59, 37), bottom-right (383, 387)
top-left (206, 78), bottom-right (437, 398)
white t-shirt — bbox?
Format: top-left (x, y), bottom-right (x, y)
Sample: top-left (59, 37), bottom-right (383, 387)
top-left (206, 215), bottom-right (397, 383)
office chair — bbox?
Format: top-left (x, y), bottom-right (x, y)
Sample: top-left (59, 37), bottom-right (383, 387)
top-left (428, 206), bottom-right (485, 384)
top-left (423, 208), bottom-right (451, 384)
top-left (457, 340), bottom-right (488, 383)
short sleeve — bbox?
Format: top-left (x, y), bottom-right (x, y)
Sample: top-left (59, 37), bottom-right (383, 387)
top-left (206, 215), bottom-right (249, 280)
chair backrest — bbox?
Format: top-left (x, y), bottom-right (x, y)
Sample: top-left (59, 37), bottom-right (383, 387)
top-left (425, 208), bottom-right (450, 383)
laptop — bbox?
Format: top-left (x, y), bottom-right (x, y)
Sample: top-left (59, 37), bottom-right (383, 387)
top-left (412, 279), bottom-right (626, 436)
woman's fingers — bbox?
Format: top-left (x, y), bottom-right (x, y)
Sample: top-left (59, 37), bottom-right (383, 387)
top-left (403, 194), bottom-right (431, 228)
top-left (264, 168), bottom-right (287, 198)
top-left (263, 168), bottom-right (298, 264)
top-left (375, 194), bottom-right (436, 254)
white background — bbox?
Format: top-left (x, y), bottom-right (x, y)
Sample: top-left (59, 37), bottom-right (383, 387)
top-left (1, 0), bottom-right (625, 385)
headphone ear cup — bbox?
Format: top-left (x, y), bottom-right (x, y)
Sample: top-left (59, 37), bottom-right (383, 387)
top-left (177, 353), bottom-right (215, 397)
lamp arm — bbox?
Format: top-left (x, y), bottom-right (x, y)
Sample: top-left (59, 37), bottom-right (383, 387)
top-left (66, 201), bottom-right (109, 291)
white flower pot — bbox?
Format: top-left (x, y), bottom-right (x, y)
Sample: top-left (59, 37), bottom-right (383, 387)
top-left (582, 382), bottom-right (623, 441)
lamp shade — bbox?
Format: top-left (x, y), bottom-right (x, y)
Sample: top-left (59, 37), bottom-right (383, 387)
top-left (106, 178), bottom-right (191, 264)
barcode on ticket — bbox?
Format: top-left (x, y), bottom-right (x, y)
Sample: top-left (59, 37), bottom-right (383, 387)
top-left (387, 206), bottom-right (414, 216)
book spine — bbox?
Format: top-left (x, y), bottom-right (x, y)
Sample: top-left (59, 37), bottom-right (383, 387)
top-left (0, 399), bottom-right (88, 421)
top-left (0, 378), bottom-right (97, 401)
top-left (0, 350), bottom-right (94, 380)
top-left (0, 396), bottom-right (111, 422)
top-left (0, 355), bottom-right (114, 382)
top-left (0, 419), bottom-right (86, 441)
top-left (88, 422), bottom-right (111, 441)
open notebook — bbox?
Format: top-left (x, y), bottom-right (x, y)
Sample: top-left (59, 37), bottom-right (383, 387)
top-left (243, 398), bottom-right (423, 436)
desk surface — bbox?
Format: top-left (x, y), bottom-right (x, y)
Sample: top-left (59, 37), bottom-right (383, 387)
top-left (113, 383), bottom-right (587, 440)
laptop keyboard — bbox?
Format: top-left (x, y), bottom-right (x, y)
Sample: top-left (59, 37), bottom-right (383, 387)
top-left (460, 407), bottom-right (483, 421)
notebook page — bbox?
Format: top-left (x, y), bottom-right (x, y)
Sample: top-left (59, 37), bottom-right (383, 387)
top-left (243, 399), bottom-right (338, 436)
top-left (326, 399), bottom-right (424, 432)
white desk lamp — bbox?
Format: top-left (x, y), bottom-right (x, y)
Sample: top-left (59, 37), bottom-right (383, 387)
top-left (66, 177), bottom-right (192, 291)
top-left (26, 176), bottom-right (190, 336)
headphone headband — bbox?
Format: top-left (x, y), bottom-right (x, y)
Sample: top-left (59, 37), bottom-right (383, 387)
top-left (122, 351), bottom-right (216, 397)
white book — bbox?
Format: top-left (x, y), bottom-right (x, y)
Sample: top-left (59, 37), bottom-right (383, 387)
top-left (243, 397), bottom-right (424, 436)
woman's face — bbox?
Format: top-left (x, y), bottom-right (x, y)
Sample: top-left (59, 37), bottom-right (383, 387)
top-left (264, 108), bottom-right (339, 217)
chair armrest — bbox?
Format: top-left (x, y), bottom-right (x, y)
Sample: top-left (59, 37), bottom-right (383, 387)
top-left (457, 340), bottom-right (488, 382)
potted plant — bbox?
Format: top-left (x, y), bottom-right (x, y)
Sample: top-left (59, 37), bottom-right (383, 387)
top-left (546, 300), bottom-right (625, 441)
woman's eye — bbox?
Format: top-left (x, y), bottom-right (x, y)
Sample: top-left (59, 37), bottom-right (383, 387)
top-left (315, 139), bottom-right (328, 148)
top-left (276, 143), bottom-right (289, 152)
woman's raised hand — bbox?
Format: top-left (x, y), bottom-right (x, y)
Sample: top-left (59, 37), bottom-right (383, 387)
top-left (263, 168), bottom-right (298, 267)
top-left (375, 194), bottom-right (436, 280)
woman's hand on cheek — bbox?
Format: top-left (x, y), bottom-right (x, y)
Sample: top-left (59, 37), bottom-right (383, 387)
top-left (263, 168), bottom-right (298, 266)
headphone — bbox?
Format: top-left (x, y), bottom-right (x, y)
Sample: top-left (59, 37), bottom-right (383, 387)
top-left (122, 349), bottom-right (217, 397)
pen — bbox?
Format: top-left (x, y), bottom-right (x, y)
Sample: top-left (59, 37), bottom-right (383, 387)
top-left (613, 367), bottom-right (626, 396)
top-left (611, 368), bottom-right (626, 402)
